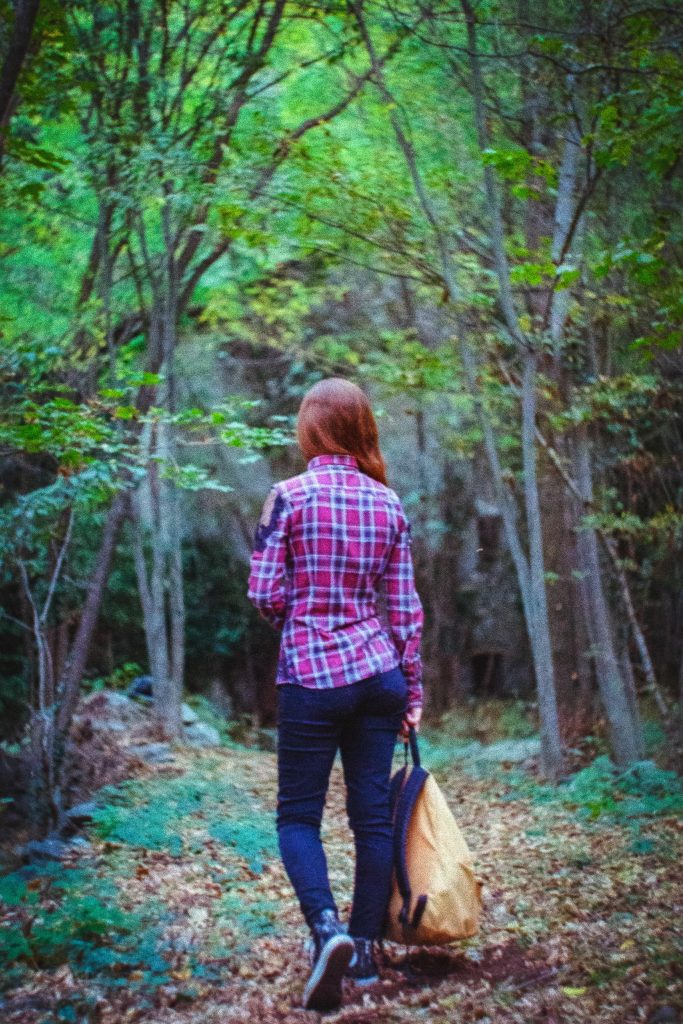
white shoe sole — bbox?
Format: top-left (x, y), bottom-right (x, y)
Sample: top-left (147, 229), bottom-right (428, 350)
top-left (348, 973), bottom-right (380, 986)
top-left (302, 933), bottom-right (354, 1011)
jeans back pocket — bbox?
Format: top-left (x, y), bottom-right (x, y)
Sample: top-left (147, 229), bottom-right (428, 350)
top-left (363, 665), bottom-right (409, 716)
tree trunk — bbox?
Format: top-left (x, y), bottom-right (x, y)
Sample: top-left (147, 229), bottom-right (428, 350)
top-left (133, 296), bottom-right (184, 740)
top-left (55, 491), bottom-right (128, 736)
top-left (0, 0), bottom-right (42, 158)
top-left (521, 350), bottom-right (565, 776)
top-left (161, 277), bottom-right (185, 717)
top-left (136, 422), bottom-right (182, 740)
top-left (678, 637), bottom-right (683, 767)
top-left (573, 424), bottom-right (644, 764)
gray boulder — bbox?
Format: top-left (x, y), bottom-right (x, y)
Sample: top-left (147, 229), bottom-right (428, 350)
top-left (22, 836), bottom-right (71, 862)
top-left (76, 690), bottom-right (145, 731)
top-left (127, 742), bottom-right (176, 764)
top-left (476, 738), bottom-right (541, 763)
top-left (181, 702), bottom-right (198, 725)
top-left (183, 721), bottom-right (220, 748)
top-left (65, 801), bottom-right (99, 825)
top-left (448, 738), bottom-right (541, 766)
top-left (21, 832), bottom-right (94, 861)
top-left (59, 801), bottom-right (100, 837)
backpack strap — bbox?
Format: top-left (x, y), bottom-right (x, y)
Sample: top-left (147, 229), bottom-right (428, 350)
top-left (389, 724), bottom-right (421, 817)
top-left (407, 725), bottom-right (420, 767)
top-left (392, 763), bottom-right (429, 926)
top-left (411, 894), bottom-right (428, 930)
top-left (389, 764), bottom-right (408, 819)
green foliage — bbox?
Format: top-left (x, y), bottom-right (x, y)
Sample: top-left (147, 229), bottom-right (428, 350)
top-left (208, 818), bottom-right (276, 874)
top-left (502, 755), bottom-right (683, 828)
top-left (91, 758), bottom-right (276, 869)
top-left (0, 751), bottom-right (281, 995)
top-left (559, 757), bottom-right (683, 822)
top-left (83, 663), bottom-right (143, 695)
top-left (216, 889), bottom-right (277, 948)
top-left (431, 699), bottom-right (538, 745)
top-left (0, 862), bottom-right (166, 992)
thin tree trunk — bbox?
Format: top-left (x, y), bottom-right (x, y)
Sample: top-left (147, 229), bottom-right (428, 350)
top-left (549, 112), bottom-right (581, 351)
top-left (462, 0), bottom-right (562, 774)
top-left (0, 0), bottom-right (42, 160)
top-left (152, 425), bottom-right (183, 738)
top-left (20, 561), bottom-right (57, 831)
top-left (20, 508), bottom-right (74, 829)
top-left (130, 486), bottom-right (159, 689)
top-left (678, 638), bottom-right (683, 766)
top-left (521, 350), bottom-right (565, 773)
top-left (55, 492), bottom-right (127, 736)
top-left (160, 210), bottom-right (185, 723)
top-left (573, 424), bottom-right (644, 764)
top-left (166, 472), bottom-right (185, 709)
top-left (148, 425), bottom-right (178, 737)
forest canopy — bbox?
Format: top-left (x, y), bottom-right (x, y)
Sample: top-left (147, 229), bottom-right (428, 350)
top-left (1, 0), bottom-right (682, 819)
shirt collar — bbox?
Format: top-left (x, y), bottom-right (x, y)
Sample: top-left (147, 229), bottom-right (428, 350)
top-left (307, 454), bottom-right (359, 471)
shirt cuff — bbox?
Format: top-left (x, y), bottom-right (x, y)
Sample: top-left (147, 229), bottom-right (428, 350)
top-left (404, 668), bottom-right (423, 711)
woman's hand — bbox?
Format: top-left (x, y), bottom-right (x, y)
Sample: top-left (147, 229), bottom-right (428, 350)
top-left (401, 706), bottom-right (422, 738)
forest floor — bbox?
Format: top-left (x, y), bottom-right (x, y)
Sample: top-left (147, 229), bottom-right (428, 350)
top-left (1, 732), bottom-right (682, 1024)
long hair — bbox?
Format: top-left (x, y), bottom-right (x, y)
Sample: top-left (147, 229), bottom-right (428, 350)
top-left (296, 378), bottom-right (388, 486)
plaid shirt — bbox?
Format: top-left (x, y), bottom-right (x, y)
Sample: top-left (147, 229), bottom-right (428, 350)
top-left (247, 453), bottom-right (424, 709)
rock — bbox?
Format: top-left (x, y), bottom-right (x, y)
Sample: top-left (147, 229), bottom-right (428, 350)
top-left (77, 690), bottom-right (146, 730)
top-left (183, 722), bottom-right (220, 748)
top-left (22, 837), bottom-right (71, 862)
top-left (65, 801), bottom-right (99, 825)
top-left (495, 738), bottom-right (541, 763)
top-left (21, 832), bottom-right (94, 861)
top-left (128, 742), bottom-right (176, 764)
top-left (181, 702), bottom-right (198, 725)
top-left (59, 801), bottom-right (100, 837)
top-left (67, 836), bottom-right (92, 851)
top-left (467, 738), bottom-right (542, 765)
top-left (89, 719), bottom-right (128, 732)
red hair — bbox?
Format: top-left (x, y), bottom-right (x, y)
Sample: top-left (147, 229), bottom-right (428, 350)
top-left (296, 378), bottom-right (388, 486)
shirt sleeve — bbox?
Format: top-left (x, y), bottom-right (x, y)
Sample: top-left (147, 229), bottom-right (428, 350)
top-left (247, 486), bottom-right (291, 631)
top-left (383, 510), bottom-right (424, 710)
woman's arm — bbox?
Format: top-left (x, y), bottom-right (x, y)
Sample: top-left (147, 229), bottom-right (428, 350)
top-left (247, 487), bottom-right (292, 630)
top-left (383, 513), bottom-right (424, 712)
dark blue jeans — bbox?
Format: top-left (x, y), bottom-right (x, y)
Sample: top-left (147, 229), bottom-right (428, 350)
top-left (276, 666), bottom-right (408, 939)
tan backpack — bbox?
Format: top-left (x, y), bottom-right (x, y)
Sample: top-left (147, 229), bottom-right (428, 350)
top-left (385, 730), bottom-right (483, 945)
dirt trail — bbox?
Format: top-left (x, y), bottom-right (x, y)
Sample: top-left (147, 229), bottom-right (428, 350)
top-left (1, 743), bottom-right (681, 1024)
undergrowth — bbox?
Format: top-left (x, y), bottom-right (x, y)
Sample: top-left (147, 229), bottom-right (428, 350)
top-left (433, 699), bottom-right (538, 743)
top-left (0, 755), bottom-right (279, 1000)
top-left (0, 861), bottom-right (170, 994)
top-left (558, 756), bottom-right (683, 822)
top-left (501, 754), bottom-right (683, 848)
top-left (91, 756), bottom-right (275, 867)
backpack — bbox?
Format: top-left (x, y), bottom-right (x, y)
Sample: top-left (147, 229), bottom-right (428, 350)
top-left (384, 728), bottom-right (483, 945)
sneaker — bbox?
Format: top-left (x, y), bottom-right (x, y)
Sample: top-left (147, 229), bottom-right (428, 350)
top-left (345, 937), bottom-right (380, 985)
top-left (302, 908), bottom-right (354, 1011)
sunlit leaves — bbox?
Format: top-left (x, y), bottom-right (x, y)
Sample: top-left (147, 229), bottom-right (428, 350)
top-left (482, 147), bottom-right (558, 190)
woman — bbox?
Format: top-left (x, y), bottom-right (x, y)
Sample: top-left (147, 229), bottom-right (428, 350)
top-left (247, 377), bottom-right (424, 1011)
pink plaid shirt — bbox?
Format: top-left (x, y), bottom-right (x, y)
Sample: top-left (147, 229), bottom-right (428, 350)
top-left (247, 453), bottom-right (424, 709)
